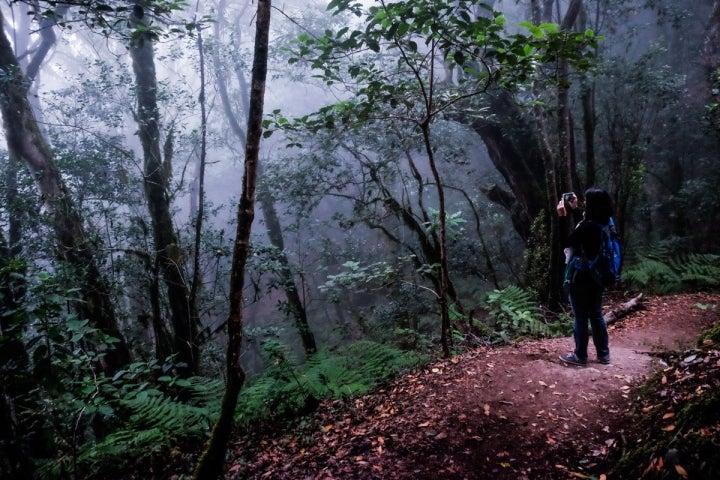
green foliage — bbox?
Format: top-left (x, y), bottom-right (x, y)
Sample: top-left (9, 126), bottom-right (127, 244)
top-left (10, 270), bottom-right (218, 478)
top-left (74, 376), bottom-right (221, 475)
top-left (425, 209), bottom-right (467, 240)
top-left (98, 377), bottom-right (217, 444)
top-left (268, 0), bottom-right (599, 135)
top-left (322, 260), bottom-right (398, 292)
top-left (32, 0), bottom-right (198, 39)
top-left (482, 285), bottom-right (570, 343)
top-left (234, 340), bottom-right (426, 427)
top-left (522, 211), bottom-right (550, 298)
top-left (698, 313), bottom-right (720, 344)
top-left (36, 356), bottom-right (222, 479)
top-left (623, 253), bottom-right (720, 294)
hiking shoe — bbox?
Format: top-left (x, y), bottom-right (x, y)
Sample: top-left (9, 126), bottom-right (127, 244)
top-left (598, 355), bottom-right (611, 365)
top-left (559, 352), bottom-right (586, 366)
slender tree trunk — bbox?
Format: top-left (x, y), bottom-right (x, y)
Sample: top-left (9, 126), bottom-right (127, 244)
top-left (580, 81), bottom-right (596, 187)
top-left (422, 123), bottom-right (451, 357)
top-left (193, 1), bottom-right (270, 478)
top-left (257, 184), bottom-right (317, 354)
top-left (579, 2), bottom-right (598, 188)
top-left (0, 9), bottom-right (130, 372)
top-left (189, 19), bottom-right (208, 338)
top-left (213, 0), bottom-right (316, 356)
top-left (558, 0), bottom-right (583, 194)
top-left (129, 9), bottom-right (198, 375)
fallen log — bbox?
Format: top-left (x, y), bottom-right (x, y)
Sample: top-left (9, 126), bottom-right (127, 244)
top-left (604, 293), bottom-right (644, 325)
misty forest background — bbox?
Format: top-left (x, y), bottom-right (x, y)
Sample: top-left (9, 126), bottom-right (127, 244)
top-left (1, 0), bottom-right (719, 478)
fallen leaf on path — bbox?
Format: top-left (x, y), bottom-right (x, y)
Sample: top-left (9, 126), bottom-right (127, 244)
top-left (569, 472), bottom-right (591, 479)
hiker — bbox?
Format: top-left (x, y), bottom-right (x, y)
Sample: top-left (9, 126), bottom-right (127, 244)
top-left (557, 187), bottom-right (613, 366)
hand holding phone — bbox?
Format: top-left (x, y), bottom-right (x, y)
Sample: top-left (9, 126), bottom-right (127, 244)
top-left (557, 192), bottom-right (577, 217)
top-left (562, 192), bottom-right (576, 206)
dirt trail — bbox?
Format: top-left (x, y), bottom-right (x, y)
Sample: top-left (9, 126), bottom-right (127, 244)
top-left (230, 293), bottom-right (719, 479)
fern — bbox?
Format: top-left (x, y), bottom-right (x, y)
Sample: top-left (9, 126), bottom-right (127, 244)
top-left (74, 377), bottom-right (223, 475)
top-left (624, 253), bottom-right (720, 293)
top-left (483, 285), bottom-right (570, 342)
top-left (235, 340), bottom-right (425, 426)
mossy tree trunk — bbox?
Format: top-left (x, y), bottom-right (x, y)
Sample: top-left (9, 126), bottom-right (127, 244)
top-left (193, 1), bottom-right (271, 478)
top-left (129, 7), bottom-right (199, 376)
top-left (0, 9), bottom-right (131, 373)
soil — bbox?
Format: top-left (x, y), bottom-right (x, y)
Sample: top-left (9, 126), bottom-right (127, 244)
top-left (226, 293), bottom-right (720, 480)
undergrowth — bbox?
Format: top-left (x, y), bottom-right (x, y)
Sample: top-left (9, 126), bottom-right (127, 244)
top-left (480, 285), bottom-right (572, 343)
top-left (235, 340), bottom-right (426, 427)
top-left (623, 251), bottom-right (720, 294)
top-left (46, 339), bottom-right (425, 478)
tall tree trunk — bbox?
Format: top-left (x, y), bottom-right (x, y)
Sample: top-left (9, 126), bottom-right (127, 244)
top-left (703, 0), bottom-right (720, 137)
top-left (129, 8), bottom-right (198, 376)
top-left (0, 9), bottom-right (130, 372)
top-left (469, 90), bottom-right (547, 241)
top-left (547, 0), bottom-right (584, 306)
top-left (257, 184), bottom-right (317, 354)
top-left (213, 0), bottom-right (316, 356)
top-left (188, 17), bottom-right (208, 341)
top-left (193, 1), bottom-right (270, 478)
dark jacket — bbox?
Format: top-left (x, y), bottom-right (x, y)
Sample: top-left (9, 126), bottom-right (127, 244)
top-left (562, 217), bottom-right (606, 285)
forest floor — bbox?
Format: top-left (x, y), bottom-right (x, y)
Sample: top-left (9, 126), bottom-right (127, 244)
top-left (220, 292), bottom-right (719, 480)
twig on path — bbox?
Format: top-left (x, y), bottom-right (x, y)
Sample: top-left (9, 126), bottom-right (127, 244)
top-left (604, 293), bottom-right (644, 325)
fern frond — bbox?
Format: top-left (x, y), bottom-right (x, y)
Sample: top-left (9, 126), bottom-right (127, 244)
top-left (234, 340), bottom-right (425, 426)
top-left (74, 376), bottom-right (222, 474)
top-left (624, 253), bottom-right (720, 293)
top-left (482, 286), bottom-right (568, 342)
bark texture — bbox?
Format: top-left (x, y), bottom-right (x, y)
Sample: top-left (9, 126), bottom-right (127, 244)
top-left (213, 0), bottom-right (316, 356)
top-left (193, 1), bottom-right (270, 478)
top-left (0, 9), bottom-right (130, 372)
top-left (129, 10), bottom-right (198, 375)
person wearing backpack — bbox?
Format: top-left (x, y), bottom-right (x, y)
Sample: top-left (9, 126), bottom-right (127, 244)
top-left (557, 187), bottom-right (614, 366)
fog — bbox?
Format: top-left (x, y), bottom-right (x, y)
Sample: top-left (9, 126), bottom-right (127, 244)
top-left (1, 0), bottom-right (718, 374)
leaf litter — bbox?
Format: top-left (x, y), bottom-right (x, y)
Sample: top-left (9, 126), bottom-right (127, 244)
top-left (217, 293), bottom-right (719, 479)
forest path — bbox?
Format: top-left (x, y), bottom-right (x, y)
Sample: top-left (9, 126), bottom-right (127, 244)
top-left (228, 293), bottom-right (719, 479)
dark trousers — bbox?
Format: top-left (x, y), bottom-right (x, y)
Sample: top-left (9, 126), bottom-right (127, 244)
top-left (568, 278), bottom-right (609, 360)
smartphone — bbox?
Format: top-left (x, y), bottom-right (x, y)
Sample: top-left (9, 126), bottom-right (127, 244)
top-left (562, 192), bottom-right (575, 204)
